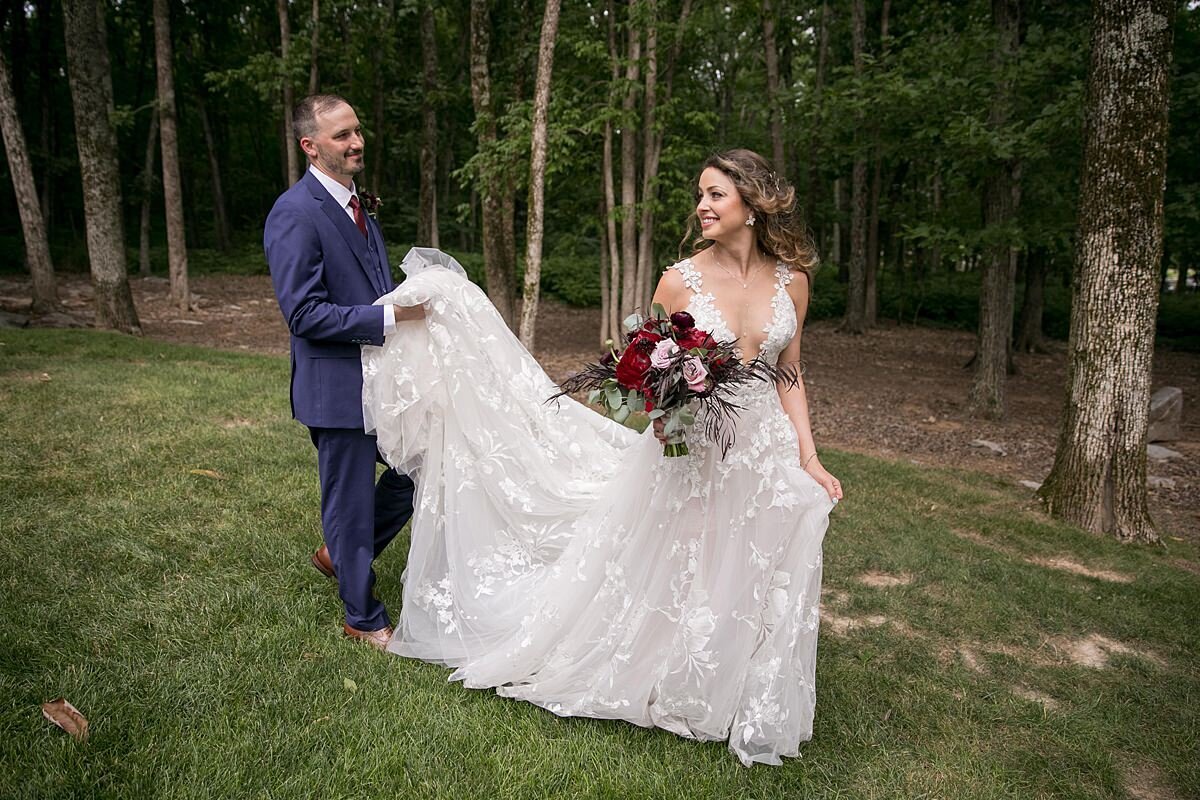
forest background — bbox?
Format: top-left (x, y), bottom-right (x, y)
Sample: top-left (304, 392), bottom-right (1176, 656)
top-left (3, 0), bottom-right (1197, 337)
top-left (0, 0), bottom-right (1197, 543)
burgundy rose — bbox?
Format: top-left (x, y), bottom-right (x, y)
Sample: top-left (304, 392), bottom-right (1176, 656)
top-left (615, 347), bottom-right (652, 392)
top-left (600, 350), bottom-right (615, 367)
top-left (670, 311), bottom-right (695, 330)
top-left (677, 327), bottom-right (716, 351)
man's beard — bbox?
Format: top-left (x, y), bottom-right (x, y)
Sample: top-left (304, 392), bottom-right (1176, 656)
top-left (319, 148), bottom-right (365, 177)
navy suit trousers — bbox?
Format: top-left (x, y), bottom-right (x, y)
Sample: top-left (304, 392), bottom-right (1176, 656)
top-left (309, 427), bottom-right (415, 630)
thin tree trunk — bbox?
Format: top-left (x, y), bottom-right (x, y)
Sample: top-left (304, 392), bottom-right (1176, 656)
top-left (0, 48), bottom-right (59, 314)
top-left (603, 0), bottom-right (621, 338)
top-left (831, 176), bottom-right (842, 274)
top-left (278, 0), bottom-right (299, 186)
top-left (62, 0), bottom-right (140, 333)
top-left (1177, 260), bottom-right (1189, 293)
top-left (308, 0), bottom-right (319, 95)
top-left (618, 14), bottom-right (641, 320)
top-left (599, 201), bottom-right (610, 345)
top-left (968, 0), bottom-right (1021, 418)
top-left (470, 0), bottom-right (516, 327)
top-left (639, 0), bottom-right (693, 313)
top-left (930, 168), bottom-right (943, 272)
top-left (197, 94), bottom-right (231, 252)
top-left (806, 1), bottom-right (829, 222)
top-left (154, 0), bottom-right (189, 310)
top-left (762, 0), bottom-right (785, 172)
top-left (1038, 0), bottom-right (1174, 543)
top-left (37, 0), bottom-right (54, 228)
top-left (841, 0), bottom-right (867, 334)
top-left (1014, 247), bottom-right (1048, 353)
top-left (517, 0), bottom-right (562, 350)
top-left (417, 0), bottom-right (439, 246)
top-left (139, 110), bottom-right (159, 276)
top-left (864, 0), bottom-right (889, 327)
top-left (634, 0), bottom-right (658, 314)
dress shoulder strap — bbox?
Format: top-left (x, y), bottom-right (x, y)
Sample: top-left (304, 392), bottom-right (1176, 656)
top-left (668, 258), bottom-right (704, 293)
top-left (774, 261), bottom-right (794, 288)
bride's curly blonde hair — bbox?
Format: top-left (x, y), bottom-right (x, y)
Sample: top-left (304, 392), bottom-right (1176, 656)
top-left (680, 149), bottom-right (819, 274)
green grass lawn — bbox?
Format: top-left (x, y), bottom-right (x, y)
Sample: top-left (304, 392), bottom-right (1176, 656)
top-left (1, 330), bottom-right (1197, 800)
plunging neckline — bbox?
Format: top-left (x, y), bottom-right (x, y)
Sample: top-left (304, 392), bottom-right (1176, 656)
top-left (678, 257), bottom-right (794, 366)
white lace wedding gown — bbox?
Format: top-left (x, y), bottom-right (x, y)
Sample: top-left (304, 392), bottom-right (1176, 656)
top-left (362, 259), bottom-right (833, 766)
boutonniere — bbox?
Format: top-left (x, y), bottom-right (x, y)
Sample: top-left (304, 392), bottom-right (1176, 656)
top-left (359, 190), bottom-right (382, 218)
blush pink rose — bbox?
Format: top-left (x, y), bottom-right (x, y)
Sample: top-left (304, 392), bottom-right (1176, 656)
top-left (650, 339), bottom-right (680, 369)
top-left (682, 356), bottom-right (708, 391)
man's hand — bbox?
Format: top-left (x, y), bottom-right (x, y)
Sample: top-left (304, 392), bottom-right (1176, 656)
top-left (393, 303), bottom-right (426, 322)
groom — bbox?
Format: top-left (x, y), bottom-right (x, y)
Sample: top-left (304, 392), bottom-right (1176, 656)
top-left (264, 94), bottom-right (421, 649)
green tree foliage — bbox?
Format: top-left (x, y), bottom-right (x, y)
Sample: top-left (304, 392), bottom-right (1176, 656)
top-left (0, 0), bottom-right (1195, 342)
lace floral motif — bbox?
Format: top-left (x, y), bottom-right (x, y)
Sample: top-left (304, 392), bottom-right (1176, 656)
top-left (363, 267), bottom-right (832, 767)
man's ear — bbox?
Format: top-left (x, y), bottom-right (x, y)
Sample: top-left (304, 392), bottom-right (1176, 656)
top-left (299, 137), bottom-right (317, 159)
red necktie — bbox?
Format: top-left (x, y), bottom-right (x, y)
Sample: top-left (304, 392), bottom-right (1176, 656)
top-left (348, 195), bottom-right (368, 239)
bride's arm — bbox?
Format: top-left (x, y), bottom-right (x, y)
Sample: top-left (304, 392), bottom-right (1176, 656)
top-left (776, 274), bottom-right (843, 503)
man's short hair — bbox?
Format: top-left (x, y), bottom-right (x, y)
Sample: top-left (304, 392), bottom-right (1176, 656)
top-left (293, 94), bottom-right (351, 142)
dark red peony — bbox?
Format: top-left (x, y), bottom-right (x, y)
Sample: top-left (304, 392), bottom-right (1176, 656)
top-left (677, 327), bottom-right (716, 351)
top-left (670, 311), bottom-right (695, 330)
top-left (615, 346), bottom-right (652, 392)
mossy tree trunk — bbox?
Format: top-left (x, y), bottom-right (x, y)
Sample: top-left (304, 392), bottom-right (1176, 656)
top-left (1038, 0), bottom-right (1175, 544)
top-left (62, 0), bottom-right (140, 333)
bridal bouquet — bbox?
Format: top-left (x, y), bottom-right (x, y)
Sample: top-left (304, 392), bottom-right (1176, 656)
top-left (556, 305), bottom-right (797, 457)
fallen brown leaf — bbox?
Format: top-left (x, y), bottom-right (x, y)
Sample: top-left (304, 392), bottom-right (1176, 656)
top-left (41, 698), bottom-right (88, 741)
top-left (189, 469), bottom-right (225, 480)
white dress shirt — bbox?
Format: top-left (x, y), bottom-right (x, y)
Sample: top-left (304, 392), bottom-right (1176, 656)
top-left (307, 164), bottom-right (396, 335)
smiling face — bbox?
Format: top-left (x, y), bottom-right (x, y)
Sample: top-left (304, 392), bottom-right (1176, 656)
top-left (299, 101), bottom-right (365, 187)
top-left (695, 167), bottom-right (751, 242)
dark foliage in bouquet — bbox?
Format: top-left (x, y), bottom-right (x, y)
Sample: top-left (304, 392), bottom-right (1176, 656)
top-left (554, 304), bottom-right (800, 457)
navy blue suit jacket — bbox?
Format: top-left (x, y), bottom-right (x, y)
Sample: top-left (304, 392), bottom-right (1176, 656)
top-left (264, 170), bottom-right (396, 429)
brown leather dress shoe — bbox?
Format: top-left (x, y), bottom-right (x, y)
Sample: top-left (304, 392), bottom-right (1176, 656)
top-left (311, 545), bottom-right (336, 579)
top-left (342, 623), bottom-right (394, 651)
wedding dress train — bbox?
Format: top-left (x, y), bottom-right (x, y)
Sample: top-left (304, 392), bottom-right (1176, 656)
top-left (362, 259), bottom-right (832, 766)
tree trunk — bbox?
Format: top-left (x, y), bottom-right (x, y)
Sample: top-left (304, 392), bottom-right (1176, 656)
top-left (806, 1), bottom-right (829, 219)
top-left (139, 110), bottom-right (159, 276)
top-left (278, 0), bottom-right (299, 187)
top-left (634, 0), bottom-right (657, 314)
top-left (517, 0), bottom-right (562, 350)
top-left (37, 0), bottom-right (55, 228)
top-left (62, 0), bottom-right (140, 333)
top-left (831, 176), bottom-right (842, 275)
top-left (968, 0), bottom-right (1021, 418)
top-left (1174, 259), bottom-right (1188, 293)
top-left (638, 0), bottom-right (692, 314)
top-left (0, 48), bottom-right (59, 314)
top-left (308, 0), bottom-right (319, 95)
top-left (197, 94), bottom-right (231, 252)
top-left (603, 0), bottom-right (621, 339)
top-left (761, 0), bottom-right (785, 172)
top-left (864, 0), bottom-right (890, 327)
top-left (600, 201), bottom-right (611, 346)
top-left (1038, 0), bottom-right (1174, 544)
top-left (619, 16), bottom-right (641, 320)
top-left (470, 0), bottom-right (516, 327)
top-left (841, 0), bottom-right (867, 334)
top-left (417, 0), bottom-right (439, 246)
top-left (1014, 247), bottom-right (1047, 353)
top-left (153, 0), bottom-right (189, 310)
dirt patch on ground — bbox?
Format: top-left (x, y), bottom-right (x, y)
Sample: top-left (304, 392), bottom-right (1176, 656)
top-left (1010, 685), bottom-right (1060, 711)
top-left (1047, 633), bottom-right (1164, 670)
top-left (4, 273), bottom-right (1197, 540)
top-left (1027, 556), bottom-right (1134, 584)
top-left (856, 570), bottom-right (914, 588)
top-left (1123, 763), bottom-right (1182, 800)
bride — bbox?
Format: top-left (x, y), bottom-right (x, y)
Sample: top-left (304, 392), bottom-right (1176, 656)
top-left (362, 149), bottom-right (842, 766)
